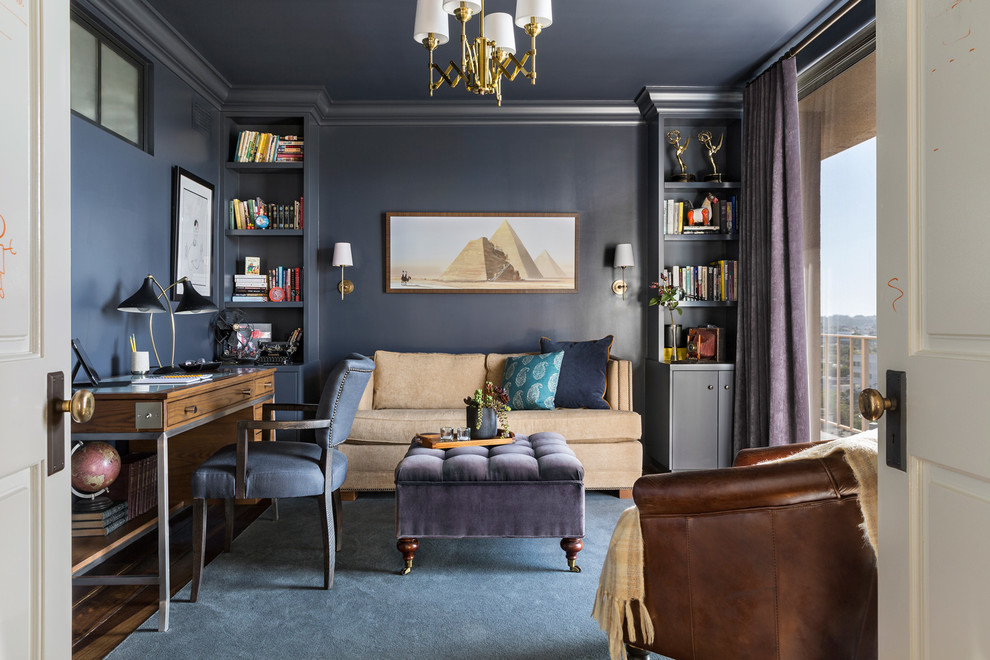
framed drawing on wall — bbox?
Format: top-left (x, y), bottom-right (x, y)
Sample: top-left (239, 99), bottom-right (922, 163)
top-left (385, 212), bottom-right (579, 293)
top-left (171, 166), bottom-right (214, 299)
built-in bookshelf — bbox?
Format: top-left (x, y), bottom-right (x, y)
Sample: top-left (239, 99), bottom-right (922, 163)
top-left (637, 87), bottom-right (743, 471)
top-left (217, 112), bottom-right (319, 400)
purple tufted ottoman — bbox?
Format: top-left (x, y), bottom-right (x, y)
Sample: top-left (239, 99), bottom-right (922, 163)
top-left (394, 431), bottom-right (585, 574)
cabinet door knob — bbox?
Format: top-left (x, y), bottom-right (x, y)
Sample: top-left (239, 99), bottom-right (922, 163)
top-left (708, 385), bottom-right (714, 390)
top-left (724, 384), bottom-right (730, 390)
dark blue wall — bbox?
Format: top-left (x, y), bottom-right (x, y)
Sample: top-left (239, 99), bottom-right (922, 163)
top-left (71, 59), bottom-right (220, 378)
top-left (317, 122), bottom-right (647, 409)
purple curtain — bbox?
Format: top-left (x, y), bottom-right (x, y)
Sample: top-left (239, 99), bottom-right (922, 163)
top-left (733, 57), bottom-right (811, 451)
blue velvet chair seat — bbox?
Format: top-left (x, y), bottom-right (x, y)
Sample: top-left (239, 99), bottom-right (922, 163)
top-left (191, 443), bottom-right (348, 500)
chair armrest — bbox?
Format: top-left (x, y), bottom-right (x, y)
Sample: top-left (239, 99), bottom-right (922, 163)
top-left (733, 440), bottom-right (829, 466)
top-left (633, 454), bottom-right (855, 517)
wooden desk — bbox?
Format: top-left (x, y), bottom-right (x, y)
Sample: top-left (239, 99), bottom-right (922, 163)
top-left (71, 367), bottom-right (275, 632)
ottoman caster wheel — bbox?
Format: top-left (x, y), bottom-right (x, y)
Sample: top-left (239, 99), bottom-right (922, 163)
top-left (561, 537), bottom-right (583, 573)
top-left (397, 537), bottom-right (418, 576)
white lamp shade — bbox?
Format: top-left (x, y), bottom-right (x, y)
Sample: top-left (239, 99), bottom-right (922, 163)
top-left (614, 243), bottom-right (634, 269)
top-left (332, 242), bottom-right (354, 268)
top-left (485, 12), bottom-right (516, 55)
top-left (515, 0), bottom-right (552, 28)
top-left (414, 0), bottom-right (450, 44)
top-left (442, 0), bottom-right (482, 15)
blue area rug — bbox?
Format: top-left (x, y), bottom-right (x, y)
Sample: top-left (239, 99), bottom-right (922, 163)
top-left (109, 492), bottom-right (661, 659)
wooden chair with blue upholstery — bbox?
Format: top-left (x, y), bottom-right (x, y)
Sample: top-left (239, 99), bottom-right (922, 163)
top-left (189, 353), bottom-right (374, 600)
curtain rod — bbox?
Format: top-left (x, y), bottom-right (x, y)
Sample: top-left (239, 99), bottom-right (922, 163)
top-left (784, 0), bottom-right (862, 59)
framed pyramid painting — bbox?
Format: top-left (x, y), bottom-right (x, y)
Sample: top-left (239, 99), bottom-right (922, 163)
top-left (385, 212), bottom-right (579, 293)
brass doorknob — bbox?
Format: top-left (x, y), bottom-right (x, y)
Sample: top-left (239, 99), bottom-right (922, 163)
top-left (60, 389), bottom-right (95, 423)
top-left (859, 388), bottom-right (896, 421)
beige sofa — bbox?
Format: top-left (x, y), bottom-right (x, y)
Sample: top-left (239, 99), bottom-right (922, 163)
top-left (339, 350), bottom-right (643, 494)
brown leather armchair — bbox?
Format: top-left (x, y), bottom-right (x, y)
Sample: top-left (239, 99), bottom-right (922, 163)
top-left (625, 441), bottom-right (877, 660)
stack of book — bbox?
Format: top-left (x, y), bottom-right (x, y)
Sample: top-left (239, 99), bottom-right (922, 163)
top-left (233, 132), bottom-right (305, 163)
top-left (275, 136), bottom-right (303, 162)
top-left (268, 266), bottom-right (302, 302)
top-left (663, 260), bottom-right (738, 303)
top-left (233, 273), bottom-right (270, 302)
top-left (663, 196), bottom-right (737, 235)
top-left (72, 500), bottom-right (128, 537)
top-left (107, 452), bottom-right (157, 520)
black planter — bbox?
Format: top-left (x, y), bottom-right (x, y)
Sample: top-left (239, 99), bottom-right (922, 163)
top-left (466, 406), bottom-right (498, 439)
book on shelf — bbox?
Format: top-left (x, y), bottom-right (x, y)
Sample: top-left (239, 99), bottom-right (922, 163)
top-left (233, 131), bottom-right (303, 163)
top-left (71, 500), bottom-right (127, 523)
top-left (106, 452), bottom-right (157, 520)
top-left (663, 196), bottom-right (737, 235)
top-left (72, 505), bottom-right (128, 529)
top-left (663, 260), bottom-right (738, 303)
top-left (228, 197), bottom-right (304, 231)
top-left (72, 516), bottom-right (128, 537)
top-left (245, 257), bottom-right (261, 274)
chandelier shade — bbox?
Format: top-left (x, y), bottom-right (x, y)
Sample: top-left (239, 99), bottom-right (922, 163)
top-left (515, 0), bottom-right (552, 28)
top-left (414, 0), bottom-right (449, 44)
top-left (485, 12), bottom-right (516, 55)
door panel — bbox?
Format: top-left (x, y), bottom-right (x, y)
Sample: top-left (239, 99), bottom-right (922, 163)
top-left (877, 0), bottom-right (990, 656)
top-left (0, 0), bottom-right (72, 656)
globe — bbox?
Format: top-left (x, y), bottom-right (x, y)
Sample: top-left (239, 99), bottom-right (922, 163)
top-left (71, 442), bottom-right (121, 494)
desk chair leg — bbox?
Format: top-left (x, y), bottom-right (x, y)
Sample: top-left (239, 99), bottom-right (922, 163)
top-left (191, 498), bottom-right (207, 602)
top-left (318, 490), bottom-right (336, 590)
top-left (332, 489), bottom-right (343, 552)
top-left (223, 499), bottom-right (235, 552)
top-left (271, 498), bottom-right (279, 521)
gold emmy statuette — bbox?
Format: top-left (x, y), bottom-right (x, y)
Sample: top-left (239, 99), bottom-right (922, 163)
top-left (698, 130), bottom-right (724, 182)
top-left (666, 130), bottom-right (695, 182)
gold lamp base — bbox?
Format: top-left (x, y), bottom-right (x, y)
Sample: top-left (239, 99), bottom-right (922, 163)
top-left (338, 279), bottom-right (354, 296)
top-left (612, 280), bottom-right (628, 298)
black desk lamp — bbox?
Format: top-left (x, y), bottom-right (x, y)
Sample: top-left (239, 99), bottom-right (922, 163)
top-left (117, 275), bottom-right (216, 373)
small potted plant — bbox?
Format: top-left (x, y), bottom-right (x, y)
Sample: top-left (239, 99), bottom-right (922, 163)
top-left (464, 382), bottom-right (511, 439)
top-left (650, 274), bottom-right (686, 362)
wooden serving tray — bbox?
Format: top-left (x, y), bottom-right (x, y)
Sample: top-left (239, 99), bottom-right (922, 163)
top-left (416, 431), bottom-right (515, 449)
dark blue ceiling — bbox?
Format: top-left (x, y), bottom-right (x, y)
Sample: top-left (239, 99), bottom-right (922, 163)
top-left (143, 0), bottom-right (871, 103)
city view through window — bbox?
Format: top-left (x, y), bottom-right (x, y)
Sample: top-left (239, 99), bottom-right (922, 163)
top-left (820, 136), bottom-right (877, 436)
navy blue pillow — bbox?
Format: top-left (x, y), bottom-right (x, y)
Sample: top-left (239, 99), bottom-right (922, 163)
top-left (539, 336), bottom-right (613, 409)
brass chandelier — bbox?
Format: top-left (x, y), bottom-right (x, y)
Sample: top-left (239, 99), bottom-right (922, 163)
top-left (413, 0), bottom-right (553, 106)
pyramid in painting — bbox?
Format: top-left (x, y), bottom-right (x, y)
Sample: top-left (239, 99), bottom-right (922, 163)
top-left (440, 237), bottom-right (521, 282)
top-left (489, 220), bottom-right (543, 279)
top-left (534, 250), bottom-right (567, 278)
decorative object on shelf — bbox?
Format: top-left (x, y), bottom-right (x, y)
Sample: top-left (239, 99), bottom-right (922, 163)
top-left (117, 274), bottom-right (217, 373)
top-left (70, 441), bottom-right (121, 512)
top-left (698, 130), bottom-right (724, 182)
top-left (612, 243), bottom-right (634, 299)
top-left (650, 274), bottom-right (685, 363)
top-left (268, 286), bottom-right (285, 302)
top-left (666, 130), bottom-right (696, 182)
top-left (686, 325), bottom-right (723, 362)
top-left (413, 0), bottom-right (552, 106)
top-left (171, 167), bottom-right (214, 299)
top-left (464, 381), bottom-right (511, 439)
top-left (332, 242), bottom-right (354, 300)
top-left (385, 212), bottom-right (578, 293)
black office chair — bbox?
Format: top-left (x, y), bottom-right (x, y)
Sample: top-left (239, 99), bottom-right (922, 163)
top-left (190, 354), bottom-right (374, 600)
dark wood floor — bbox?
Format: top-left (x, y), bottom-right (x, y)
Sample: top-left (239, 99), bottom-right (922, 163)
top-left (72, 500), bottom-right (269, 660)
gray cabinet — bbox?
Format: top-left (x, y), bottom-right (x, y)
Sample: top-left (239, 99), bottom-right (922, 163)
top-left (646, 360), bottom-right (734, 471)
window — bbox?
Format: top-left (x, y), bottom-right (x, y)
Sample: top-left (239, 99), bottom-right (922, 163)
top-left (798, 25), bottom-right (877, 439)
top-left (70, 9), bottom-right (150, 150)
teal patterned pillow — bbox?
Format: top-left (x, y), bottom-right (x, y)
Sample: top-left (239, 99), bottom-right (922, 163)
top-left (501, 351), bottom-right (564, 411)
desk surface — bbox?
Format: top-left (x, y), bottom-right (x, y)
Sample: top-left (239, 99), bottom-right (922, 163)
top-left (75, 366), bottom-right (274, 396)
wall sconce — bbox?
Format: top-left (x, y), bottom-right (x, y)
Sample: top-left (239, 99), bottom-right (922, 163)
top-left (332, 242), bottom-right (354, 300)
top-left (117, 274), bottom-right (217, 373)
top-left (612, 243), bottom-right (634, 299)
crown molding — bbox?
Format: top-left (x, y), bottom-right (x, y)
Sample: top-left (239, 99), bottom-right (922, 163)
top-left (319, 101), bottom-right (643, 127)
top-left (84, 0), bottom-right (230, 108)
top-left (635, 87), bottom-right (744, 121)
top-left (223, 87), bottom-right (334, 120)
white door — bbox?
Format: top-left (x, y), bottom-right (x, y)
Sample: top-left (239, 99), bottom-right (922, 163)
top-left (0, 0), bottom-right (72, 657)
top-left (876, 0), bottom-right (990, 656)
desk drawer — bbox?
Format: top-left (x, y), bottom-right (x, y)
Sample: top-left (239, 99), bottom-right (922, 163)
top-left (167, 381), bottom-right (259, 426)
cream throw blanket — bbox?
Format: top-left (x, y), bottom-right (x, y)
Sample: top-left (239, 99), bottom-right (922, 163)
top-left (592, 433), bottom-right (878, 660)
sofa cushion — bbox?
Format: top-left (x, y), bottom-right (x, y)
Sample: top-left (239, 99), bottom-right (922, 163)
top-left (502, 351), bottom-right (564, 410)
top-left (373, 351), bottom-right (487, 409)
top-left (540, 336), bottom-right (613, 409)
top-left (348, 407), bottom-right (642, 446)
top-left (485, 352), bottom-right (536, 387)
